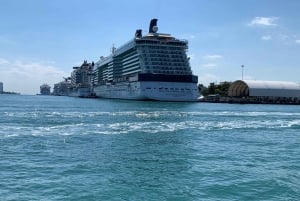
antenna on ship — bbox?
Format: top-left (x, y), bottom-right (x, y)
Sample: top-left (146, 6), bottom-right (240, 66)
top-left (111, 44), bottom-right (116, 55)
top-left (63, 77), bottom-right (71, 82)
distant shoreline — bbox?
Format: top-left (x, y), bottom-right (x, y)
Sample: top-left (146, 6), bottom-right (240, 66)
top-left (199, 96), bottom-right (300, 105)
top-left (0, 92), bottom-right (20, 95)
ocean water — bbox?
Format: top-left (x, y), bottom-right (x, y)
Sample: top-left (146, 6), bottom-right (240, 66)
top-left (1, 94), bottom-right (300, 201)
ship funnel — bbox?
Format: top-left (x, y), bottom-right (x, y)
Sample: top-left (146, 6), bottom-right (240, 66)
top-left (135, 29), bottom-right (142, 38)
top-left (149, 18), bottom-right (158, 33)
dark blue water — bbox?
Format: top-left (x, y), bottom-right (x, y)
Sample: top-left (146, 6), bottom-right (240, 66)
top-left (1, 94), bottom-right (300, 200)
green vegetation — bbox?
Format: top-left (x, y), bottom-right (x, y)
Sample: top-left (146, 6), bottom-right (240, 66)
top-left (198, 82), bottom-right (231, 97)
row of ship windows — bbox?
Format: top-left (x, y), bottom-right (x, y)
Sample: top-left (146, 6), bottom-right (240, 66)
top-left (145, 70), bottom-right (189, 75)
top-left (145, 66), bottom-right (189, 71)
top-left (98, 61), bottom-right (139, 72)
top-left (142, 54), bottom-right (186, 59)
top-left (121, 52), bottom-right (138, 62)
top-left (122, 67), bottom-right (140, 74)
top-left (144, 62), bottom-right (187, 67)
top-left (143, 58), bottom-right (186, 63)
top-left (101, 67), bottom-right (140, 75)
top-left (145, 87), bottom-right (198, 91)
top-left (122, 60), bottom-right (139, 67)
top-left (140, 46), bottom-right (183, 51)
top-left (142, 50), bottom-right (184, 55)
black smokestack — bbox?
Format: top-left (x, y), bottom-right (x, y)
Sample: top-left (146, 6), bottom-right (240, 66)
top-left (149, 18), bottom-right (158, 33)
top-left (135, 29), bottom-right (142, 38)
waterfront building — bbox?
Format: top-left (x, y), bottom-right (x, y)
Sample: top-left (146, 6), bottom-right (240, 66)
top-left (228, 80), bottom-right (300, 103)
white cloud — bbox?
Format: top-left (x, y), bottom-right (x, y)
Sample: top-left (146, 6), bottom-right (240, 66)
top-left (261, 35), bottom-right (272, 41)
top-left (279, 34), bottom-right (289, 41)
top-left (202, 63), bottom-right (217, 69)
top-left (186, 34), bottom-right (196, 39)
top-left (0, 58), bottom-right (9, 65)
top-left (0, 58), bottom-right (68, 94)
top-left (200, 55), bottom-right (223, 69)
top-left (198, 73), bottom-right (220, 85)
top-left (295, 40), bottom-right (300, 44)
top-left (248, 17), bottom-right (279, 26)
top-left (180, 34), bottom-right (196, 40)
top-left (203, 54), bottom-right (223, 60)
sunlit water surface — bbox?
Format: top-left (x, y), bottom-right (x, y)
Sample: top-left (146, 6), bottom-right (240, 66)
top-left (1, 95), bottom-right (300, 200)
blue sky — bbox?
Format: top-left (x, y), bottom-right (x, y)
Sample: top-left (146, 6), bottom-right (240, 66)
top-left (1, 0), bottom-right (300, 94)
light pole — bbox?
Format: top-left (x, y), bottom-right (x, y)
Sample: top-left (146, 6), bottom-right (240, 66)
top-left (241, 65), bottom-right (244, 80)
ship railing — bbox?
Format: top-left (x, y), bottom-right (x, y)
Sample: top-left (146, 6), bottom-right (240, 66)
top-left (114, 40), bottom-right (135, 55)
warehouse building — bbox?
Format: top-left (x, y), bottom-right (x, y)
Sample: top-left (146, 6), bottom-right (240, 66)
top-left (227, 80), bottom-right (300, 104)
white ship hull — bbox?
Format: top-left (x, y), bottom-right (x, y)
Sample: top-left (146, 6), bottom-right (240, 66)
top-left (69, 87), bottom-right (92, 98)
top-left (94, 81), bottom-right (200, 102)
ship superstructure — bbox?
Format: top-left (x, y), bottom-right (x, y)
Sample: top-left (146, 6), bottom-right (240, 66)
top-left (93, 19), bottom-right (200, 101)
top-left (40, 84), bottom-right (51, 95)
top-left (69, 60), bottom-right (94, 97)
top-left (52, 60), bottom-right (94, 97)
top-left (52, 79), bottom-right (72, 96)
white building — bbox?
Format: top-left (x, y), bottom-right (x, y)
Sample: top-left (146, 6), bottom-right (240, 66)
top-left (228, 80), bottom-right (300, 100)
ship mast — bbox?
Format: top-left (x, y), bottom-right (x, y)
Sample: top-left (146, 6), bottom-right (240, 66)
top-left (111, 44), bottom-right (116, 55)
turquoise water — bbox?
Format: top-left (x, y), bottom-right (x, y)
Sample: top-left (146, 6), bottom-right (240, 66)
top-left (1, 94), bottom-right (300, 200)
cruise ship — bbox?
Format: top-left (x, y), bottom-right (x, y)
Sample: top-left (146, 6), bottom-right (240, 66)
top-left (39, 84), bottom-right (51, 95)
top-left (93, 19), bottom-right (200, 101)
top-left (69, 60), bottom-right (94, 97)
top-left (52, 60), bottom-right (94, 97)
top-left (52, 78), bottom-right (72, 96)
